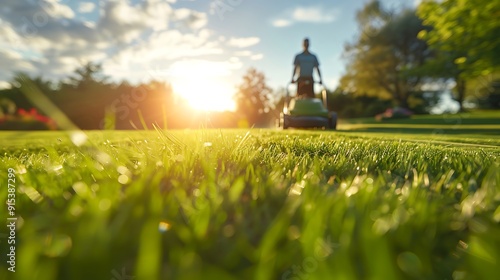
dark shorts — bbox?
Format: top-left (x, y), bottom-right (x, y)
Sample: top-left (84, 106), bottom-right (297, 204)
top-left (297, 77), bottom-right (314, 98)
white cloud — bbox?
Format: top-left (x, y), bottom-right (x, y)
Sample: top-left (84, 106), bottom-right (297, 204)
top-left (227, 37), bottom-right (260, 48)
top-left (272, 19), bottom-right (292, 28)
top-left (273, 5), bottom-right (339, 27)
top-left (292, 6), bottom-right (338, 23)
top-left (234, 50), bottom-right (252, 57)
top-left (45, 0), bottom-right (75, 19)
top-left (0, 49), bottom-right (36, 84)
top-left (0, 0), bottom-right (218, 85)
top-left (173, 8), bottom-right (207, 29)
top-left (78, 2), bottom-right (96, 14)
top-left (250, 54), bottom-right (263, 61)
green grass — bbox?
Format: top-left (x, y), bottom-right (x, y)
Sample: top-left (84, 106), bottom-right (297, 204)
top-left (0, 128), bottom-right (499, 280)
top-left (340, 110), bottom-right (500, 138)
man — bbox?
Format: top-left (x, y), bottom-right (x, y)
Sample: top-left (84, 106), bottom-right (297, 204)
top-left (292, 38), bottom-right (323, 98)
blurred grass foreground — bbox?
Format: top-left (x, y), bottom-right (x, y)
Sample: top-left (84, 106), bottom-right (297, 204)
top-left (0, 129), bottom-right (499, 280)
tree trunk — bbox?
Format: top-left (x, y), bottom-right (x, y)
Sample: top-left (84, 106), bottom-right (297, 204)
top-left (399, 94), bottom-right (409, 109)
top-left (394, 83), bottom-right (409, 109)
top-left (456, 77), bottom-right (466, 112)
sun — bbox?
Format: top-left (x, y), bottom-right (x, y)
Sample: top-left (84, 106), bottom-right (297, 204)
top-left (172, 77), bottom-right (235, 112)
top-left (170, 60), bottom-right (237, 112)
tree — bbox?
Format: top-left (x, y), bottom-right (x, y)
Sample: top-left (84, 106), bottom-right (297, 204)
top-left (234, 68), bottom-right (273, 125)
top-left (417, 0), bottom-right (500, 110)
top-left (340, 1), bottom-right (431, 109)
top-left (470, 72), bottom-right (500, 109)
top-left (65, 62), bottom-right (109, 90)
top-left (418, 0), bottom-right (500, 76)
top-left (2, 74), bottom-right (54, 111)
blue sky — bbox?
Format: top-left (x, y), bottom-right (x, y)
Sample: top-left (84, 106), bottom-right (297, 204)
top-left (0, 0), bottom-right (419, 111)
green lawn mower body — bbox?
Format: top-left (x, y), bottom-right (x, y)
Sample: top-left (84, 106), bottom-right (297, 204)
top-left (279, 82), bottom-right (337, 130)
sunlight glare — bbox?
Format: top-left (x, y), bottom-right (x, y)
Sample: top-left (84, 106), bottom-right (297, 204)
top-left (170, 60), bottom-right (237, 112)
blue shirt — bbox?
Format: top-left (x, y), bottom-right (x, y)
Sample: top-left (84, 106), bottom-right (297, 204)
top-left (294, 52), bottom-right (319, 78)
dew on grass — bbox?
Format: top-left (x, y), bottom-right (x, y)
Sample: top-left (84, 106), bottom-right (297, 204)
top-left (158, 221), bottom-right (171, 233)
top-left (51, 164), bottom-right (63, 175)
top-left (118, 175), bottom-right (129, 184)
top-left (289, 180), bottom-right (305, 196)
top-left (193, 188), bottom-right (201, 197)
top-left (327, 176), bottom-right (335, 185)
top-left (94, 163), bottom-right (104, 171)
top-left (96, 152), bottom-right (112, 165)
top-left (72, 182), bottom-right (89, 197)
top-left (173, 154), bottom-right (184, 162)
top-left (70, 205), bottom-right (83, 217)
top-left (17, 164), bottom-right (27, 174)
top-left (204, 142), bottom-right (213, 147)
top-left (70, 131), bottom-right (87, 146)
top-left (287, 225), bottom-right (301, 240)
top-left (345, 186), bottom-right (359, 197)
top-left (302, 171), bottom-right (315, 179)
top-left (457, 240), bottom-right (469, 251)
top-left (117, 166), bottom-right (130, 175)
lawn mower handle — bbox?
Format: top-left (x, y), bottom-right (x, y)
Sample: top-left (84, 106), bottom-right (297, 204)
top-left (285, 82), bottom-right (328, 110)
top-left (290, 80), bottom-right (323, 85)
top-left (286, 81), bottom-right (326, 94)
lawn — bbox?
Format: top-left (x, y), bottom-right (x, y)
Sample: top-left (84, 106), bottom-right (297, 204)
top-left (0, 113), bottom-right (499, 280)
top-left (341, 110), bottom-right (500, 133)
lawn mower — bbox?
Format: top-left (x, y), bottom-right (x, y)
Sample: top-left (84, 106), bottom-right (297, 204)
top-left (278, 80), bottom-right (337, 130)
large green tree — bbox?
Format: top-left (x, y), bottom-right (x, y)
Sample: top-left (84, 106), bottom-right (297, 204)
top-left (234, 68), bottom-right (273, 125)
top-left (340, 1), bottom-right (430, 109)
top-left (417, 0), bottom-right (500, 110)
top-left (418, 0), bottom-right (500, 76)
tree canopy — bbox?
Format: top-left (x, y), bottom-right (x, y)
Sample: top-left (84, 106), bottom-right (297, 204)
top-left (417, 0), bottom-right (500, 77)
top-left (234, 68), bottom-right (273, 125)
top-left (415, 0), bottom-right (500, 110)
top-left (340, 1), bottom-right (430, 109)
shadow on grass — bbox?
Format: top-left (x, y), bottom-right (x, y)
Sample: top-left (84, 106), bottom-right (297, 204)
top-left (338, 128), bottom-right (500, 135)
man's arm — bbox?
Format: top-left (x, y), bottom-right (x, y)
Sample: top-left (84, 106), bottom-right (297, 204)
top-left (316, 66), bottom-right (323, 84)
top-left (292, 65), bottom-right (299, 83)
top-left (314, 56), bottom-right (322, 84)
top-left (292, 55), bottom-right (299, 83)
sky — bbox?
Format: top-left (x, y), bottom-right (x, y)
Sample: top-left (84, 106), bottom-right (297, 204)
top-left (0, 0), bottom-right (422, 111)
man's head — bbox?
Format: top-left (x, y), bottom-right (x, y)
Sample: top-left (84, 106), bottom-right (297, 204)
top-left (303, 38), bottom-right (310, 51)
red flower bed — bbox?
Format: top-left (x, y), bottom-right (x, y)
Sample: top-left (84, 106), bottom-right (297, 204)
top-left (0, 108), bottom-right (57, 130)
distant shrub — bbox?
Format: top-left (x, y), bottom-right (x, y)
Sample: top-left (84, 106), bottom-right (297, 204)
top-left (375, 107), bottom-right (413, 121)
top-left (0, 108), bottom-right (57, 130)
